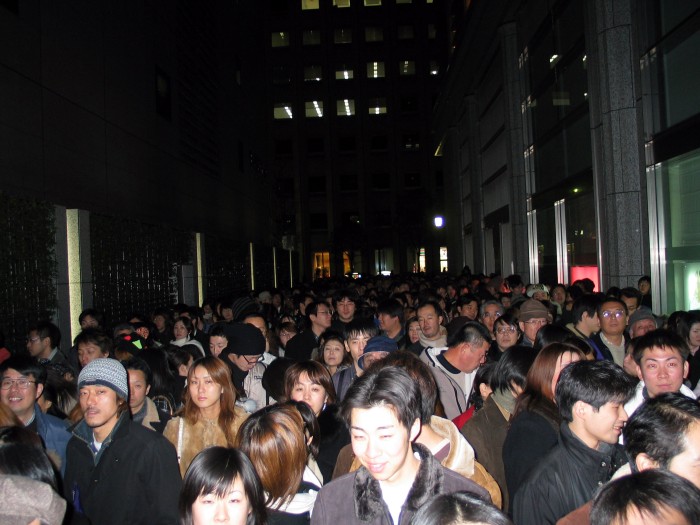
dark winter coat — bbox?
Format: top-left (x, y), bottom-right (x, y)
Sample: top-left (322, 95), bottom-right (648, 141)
top-left (512, 423), bottom-right (627, 525)
top-left (311, 443), bottom-right (490, 525)
top-left (64, 412), bottom-right (182, 525)
top-left (315, 404), bottom-right (350, 483)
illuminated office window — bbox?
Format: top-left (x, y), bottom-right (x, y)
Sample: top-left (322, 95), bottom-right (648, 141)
top-left (304, 65), bottom-right (323, 81)
top-left (368, 98), bottom-right (387, 115)
top-left (305, 100), bottom-right (324, 118)
top-left (273, 103), bottom-right (293, 119)
top-left (399, 60), bottom-right (416, 76)
top-left (336, 99), bottom-right (355, 116)
top-left (271, 32), bottom-right (290, 47)
top-left (365, 26), bottom-right (384, 42)
top-left (335, 66), bottom-right (354, 80)
top-left (301, 0), bottom-right (319, 9)
top-left (366, 61), bottom-right (385, 78)
top-left (334, 28), bottom-right (352, 44)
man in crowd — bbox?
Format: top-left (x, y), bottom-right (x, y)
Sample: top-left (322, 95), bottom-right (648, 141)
top-left (331, 289), bottom-right (358, 333)
top-left (406, 300), bottom-right (447, 355)
top-left (619, 287), bottom-right (642, 316)
top-left (518, 299), bottom-right (551, 347)
top-left (26, 321), bottom-right (72, 371)
top-left (376, 298), bottom-right (405, 348)
top-left (286, 299), bottom-right (332, 361)
top-left (445, 294), bottom-right (480, 337)
top-left (332, 318), bottom-right (379, 402)
top-left (628, 309), bottom-right (658, 339)
top-left (420, 322), bottom-right (491, 420)
top-left (478, 300), bottom-right (504, 337)
top-left (312, 366), bottom-right (490, 524)
top-left (513, 360), bottom-right (636, 525)
top-left (591, 298), bottom-right (630, 366)
top-left (64, 358), bottom-right (181, 524)
top-left (565, 295), bottom-right (608, 360)
top-left (124, 357), bottom-right (171, 433)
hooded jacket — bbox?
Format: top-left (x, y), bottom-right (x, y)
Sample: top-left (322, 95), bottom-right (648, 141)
top-left (420, 346), bottom-right (476, 420)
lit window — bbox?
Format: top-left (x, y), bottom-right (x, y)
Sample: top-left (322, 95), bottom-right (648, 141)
top-left (301, 0), bottom-right (319, 9)
top-left (397, 25), bottom-right (414, 39)
top-left (305, 101), bottom-right (324, 118)
top-left (304, 65), bottom-right (323, 81)
top-left (271, 32), bottom-right (290, 47)
top-left (364, 0), bottom-right (381, 5)
top-left (303, 30), bottom-right (322, 45)
top-left (273, 103), bottom-right (293, 119)
top-left (429, 60), bottom-right (439, 75)
top-left (428, 24), bottom-right (436, 39)
top-left (399, 60), bottom-right (416, 75)
top-left (368, 98), bottom-right (387, 115)
top-left (367, 61), bottom-right (386, 78)
top-left (334, 28), bottom-right (352, 44)
top-left (334, 0), bottom-right (351, 6)
top-left (335, 67), bottom-right (354, 80)
top-left (365, 26), bottom-right (384, 42)
top-left (336, 99), bottom-right (355, 116)
top-left (440, 246), bottom-right (448, 272)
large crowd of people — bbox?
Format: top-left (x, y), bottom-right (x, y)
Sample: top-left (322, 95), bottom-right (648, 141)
top-left (2, 270), bottom-right (700, 524)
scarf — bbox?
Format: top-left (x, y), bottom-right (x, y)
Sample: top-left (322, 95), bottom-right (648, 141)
top-left (419, 325), bottom-right (448, 349)
top-left (492, 388), bottom-right (517, 417)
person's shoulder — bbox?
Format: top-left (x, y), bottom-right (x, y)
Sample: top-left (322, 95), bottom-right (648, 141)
top-left (439, 462), bottom-right (491, 500)
top-left (318, 471), bottom-right (355, 496)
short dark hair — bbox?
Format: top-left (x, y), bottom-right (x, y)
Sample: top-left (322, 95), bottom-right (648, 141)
top-left (78, 308), bottom-right (104, 328)
top-left (447, 321), bottom-right (491, 348)
top-left (333, 289), bottom-right (359, 307)
top-left (633, 329), bottom-right (690, 365)
top-left (590, 470), bottom-right (700, 525)
top-left (456, 294), bottom-right (479, 308)
top-left (341, 366), bottom-right (421, 431)
top-left (416, 300), bottom-right (444, 320)
top-left (377, 299), bottom-right (405, 324)
top-left (555, 360), bottom-right (636, 423)
top-left (490, 346), bottom-right (537, 394)
top-left (623, 392), bottom-right (700, 470)
top-left (73, 328), bottom-right (113, 356)
top-left (506, 274), bottom-right (524, 289)
top-left (306, 299), bottom-right (329, 319)
top-left (0, 355), bottom-right (47, 385)
top-left (0, 426), bottom-right (60, 492)
top-left (408, 491), bottom-right (512, 525)
top-left (638, 275), bottom-right (651, 286)
top-left (28, 321), bottom-right (61, 349)
top-left (344, 317), bottom-right (380, 340)
top-left (571, 294), bottom-right (601, 324)
top-left (620, 287), bottom-right (642, 306)
top-left (122, 357), bottom-right (153, 387)
top-left (179, 446), bottom-right (267, 525)
top-left (597, 297), bottom-right (628, 317)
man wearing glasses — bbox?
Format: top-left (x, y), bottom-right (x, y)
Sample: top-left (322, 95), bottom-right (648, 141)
top-left (517, 299), bottom-right (552, 347)
top-left (220, 323), bottom-right (269, 412)
top-left (286, 299), bottom-right (333, 361)
top-left (591, 298), bottom-right (631, 366)
top-left (0, 355), bottom-right (70, 473)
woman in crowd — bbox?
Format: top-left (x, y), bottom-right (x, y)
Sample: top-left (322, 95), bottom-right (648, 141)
top-left (164, 356), bottom-right (249, 476)
top-left (179, 446), bottom-right (267, 525)
top-left (171, 317), bottom-right (205, 357)
top-left (236, 404), bottom-right (321, 524)
top-left (502, 342), bottom-right (585, 510)
top-left (405, 316), bottom-right (421, 347)
top-left (315, 332), bottom-right (350, 377)
top-left (285, 361), bottom-right (349, 483)
top-left (489, 313), bottom-right (520, 360)
top-left (276, 322), bottom-right (298, 357)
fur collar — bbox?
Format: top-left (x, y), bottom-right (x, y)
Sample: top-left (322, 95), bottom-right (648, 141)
top-left (428, 415), bottom-right (475, 477)
top-left (353, 443), bottom-right (442, 521)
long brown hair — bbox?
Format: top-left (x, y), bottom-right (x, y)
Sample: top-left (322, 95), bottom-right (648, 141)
top-left (236, 404), bottom-right (308, 508)
top-left (512, 343), bottom-right (584, 421)
top-left (182, 356), bottom-right (240, 446)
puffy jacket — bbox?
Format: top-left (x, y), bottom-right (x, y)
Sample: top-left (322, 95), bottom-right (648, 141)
top-left (512, 423), bottom-right (627, 525)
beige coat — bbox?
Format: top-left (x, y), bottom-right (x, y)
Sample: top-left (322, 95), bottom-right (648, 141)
top-left (163, 406), bottom-right (248, 476)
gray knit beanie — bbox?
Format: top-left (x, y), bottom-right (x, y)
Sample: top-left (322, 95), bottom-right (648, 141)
top-left (78, 358), bottom-right (129, 399)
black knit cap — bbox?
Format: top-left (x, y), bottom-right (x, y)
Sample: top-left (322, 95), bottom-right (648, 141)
top-left (220, 323), bottom-right (266, 357)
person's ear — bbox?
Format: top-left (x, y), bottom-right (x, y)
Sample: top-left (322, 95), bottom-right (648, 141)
top-left (635, 453), bottom-right (659, 472)
top-left (408, 418), bottom-right (421, 442)
top-left (35, 382), bottom-right (44, 401)
top-left (684, 361), bottom-right (690, 379)
top-left (145, 385), bottom-right (151, 396)
top-left (636, 363), bottom-right (644, 382)
top-left (573, 400), bottom-right (588, 420)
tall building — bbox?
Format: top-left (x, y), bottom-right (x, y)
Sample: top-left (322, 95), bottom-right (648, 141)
top-left (265, 0), bottom-right (450, 280)
top-left (433, 0), bottom-right (700, 313)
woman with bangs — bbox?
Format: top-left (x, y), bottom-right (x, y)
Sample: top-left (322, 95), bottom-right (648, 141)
top-left (236, 404), bottom-right (321, 524)
top-left (179, 446), bottom-right (267, 525)
top-left (502, 342), bottom-right (585, 510)
top-left (164, 356), bottom-right (249, 476)
top-left (284, 361), bottom-right (350, 483)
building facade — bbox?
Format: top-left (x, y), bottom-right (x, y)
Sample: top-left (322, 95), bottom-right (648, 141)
top-left (433, 0), bottom-right (700, 314)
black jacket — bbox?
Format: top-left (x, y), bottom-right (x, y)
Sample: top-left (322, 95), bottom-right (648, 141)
top-left (512, 423), bottom-right (627, 525)
top-left (64, 413), bottom-right (182, 525)
top-left (316, 404), bottom-right (351, 483)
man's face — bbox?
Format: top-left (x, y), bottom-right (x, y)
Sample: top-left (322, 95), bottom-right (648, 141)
top-left (127, 369), bottom-right (150, 413)
top-left (458, 301), bottom-right (478, 320)
top-left (600, 302), bottom-right (627, 337)
top-left (350, 405), bottom-right (420, 485)
top-left (79, 384), bottom-right (121, 435)
top-left (639, 280), bottom-right (651, 295)
top-left (637, 346), bottom-right (688, 398)
top-left (417, 306), bottom-right (443, 339)
top-left (243, 317), bottom-right (267, 337)
top-left (229, 353), bottom-right (261, 373)
top-left (581, 400), bottom-right (628, 447)
top-left (336, 298), bottom-right (356, 323)
top-left (378, 312), bottom-right (399, 334)
top-left (519, 318), bottom-right (548, 343)
top-left (668, 421), bottom-right (700, 489)
top-left (630, 319), bottom-right (657, 339)
top-left (209, 336), bottom-right (228, 357)
top-left (311, 305), bottom-right (333, 330)
top-left (456, 339), bottom-right (490, 373)
top-left (25, 330), bottom-right (48, 358)
top-left (622, 296), bottom-right (639, 316)
top-left (0, 369), bottom-right (41, 422)
top-left (346, 333), bottom-right (372, 364)
top-left (78, 342), bottom-right (107, 369)
top-left (531, 291), bottom-right (549, 301)
top-left (582, 311), bottom-right (601, 334)
top-left (479, 304), bottom-right (502, 334)
top-left (80, 315), bottom-right (99, 330)
top-left (135, 326), bottom-right (150, 340)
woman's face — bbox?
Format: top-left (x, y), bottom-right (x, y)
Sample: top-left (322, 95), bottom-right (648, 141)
top-left (290, 372), bottom-right (328, 416)
top-left (495, 323), bottom-right (518, 351)
top-left (279, 328), bottom-right (296, 348)
top-left (189, 366), bottom-right (223, 412)
top-left (551, 352), bottom-right (582, 397)
top-left (322, 340), bottom-right (345, 367)
top-left (191, 476), bottom-right (251, 525)
top-left (222, 308), bottom-right (234, 322)
top-left (407, 321), bottom-right (421, 344)
top-left (551, 286), bottom-right (566, 305)
top-left (174, 321), bottom-right (188, 340)
top-left (689, 323), bottom-right (700, 349)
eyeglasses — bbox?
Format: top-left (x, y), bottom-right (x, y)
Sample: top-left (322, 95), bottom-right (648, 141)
top-left (242, 355), bottom-right (264, 365)
top-left (482, 312), bottom-right (503, 319)
top-left (1, 378), bottom-right (37, 390)
top-left (601, 310), bottom-right (625, 319)
top-left (316, 310), bottom-right (332, 316)
top-left (523, 319), bottom-right (549, 327)
top-left (25, 336), bottom-right (41, 344)
top-left (496, 327), bottom-right (518, 335)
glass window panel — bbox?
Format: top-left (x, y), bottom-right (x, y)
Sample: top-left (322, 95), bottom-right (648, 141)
top-left (365, 26), bottom-right (384, 42)
top-left (565, 191), bottom-right (598, 269)
top-left (303, 30), bottom-right (322, 45)
top-left (368, 97), bottom-right (387, 114)
top-left (301, 0), bottom-right (320, 9)
top-left (305, 100), bottom-right (324, 118)
top-left (397, 0), bottom-right (413, 3)
top-left (271, 32), bottom-right (290, 47)
top-left (399, 60), bottom-right (416, 75)
top-left (535, 206), bottom-right (558, 285)
top-left (273, 103), bottom-right (293, 119)
top-left (304, 65), bottom-right (323, 81)
top-left (273, 65), bottom-right (291, 84)
top-left (334, 0), bottom-right (351, 7)
top-left (398, 25), bottom-right (414, 39)
top-left (335, 67), bottom-right (354, 80)
top-left (336, 99), bottom-right (355, 116)
top-left (367, 61), bottom-right (385, 78)
top-left (364, 0), bottom-right (381, 5)
top-left (334, 28), bottom-right (353, 44)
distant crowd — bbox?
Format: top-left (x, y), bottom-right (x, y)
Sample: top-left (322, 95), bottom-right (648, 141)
top-left (2, 270), bottom-right (700, 525)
